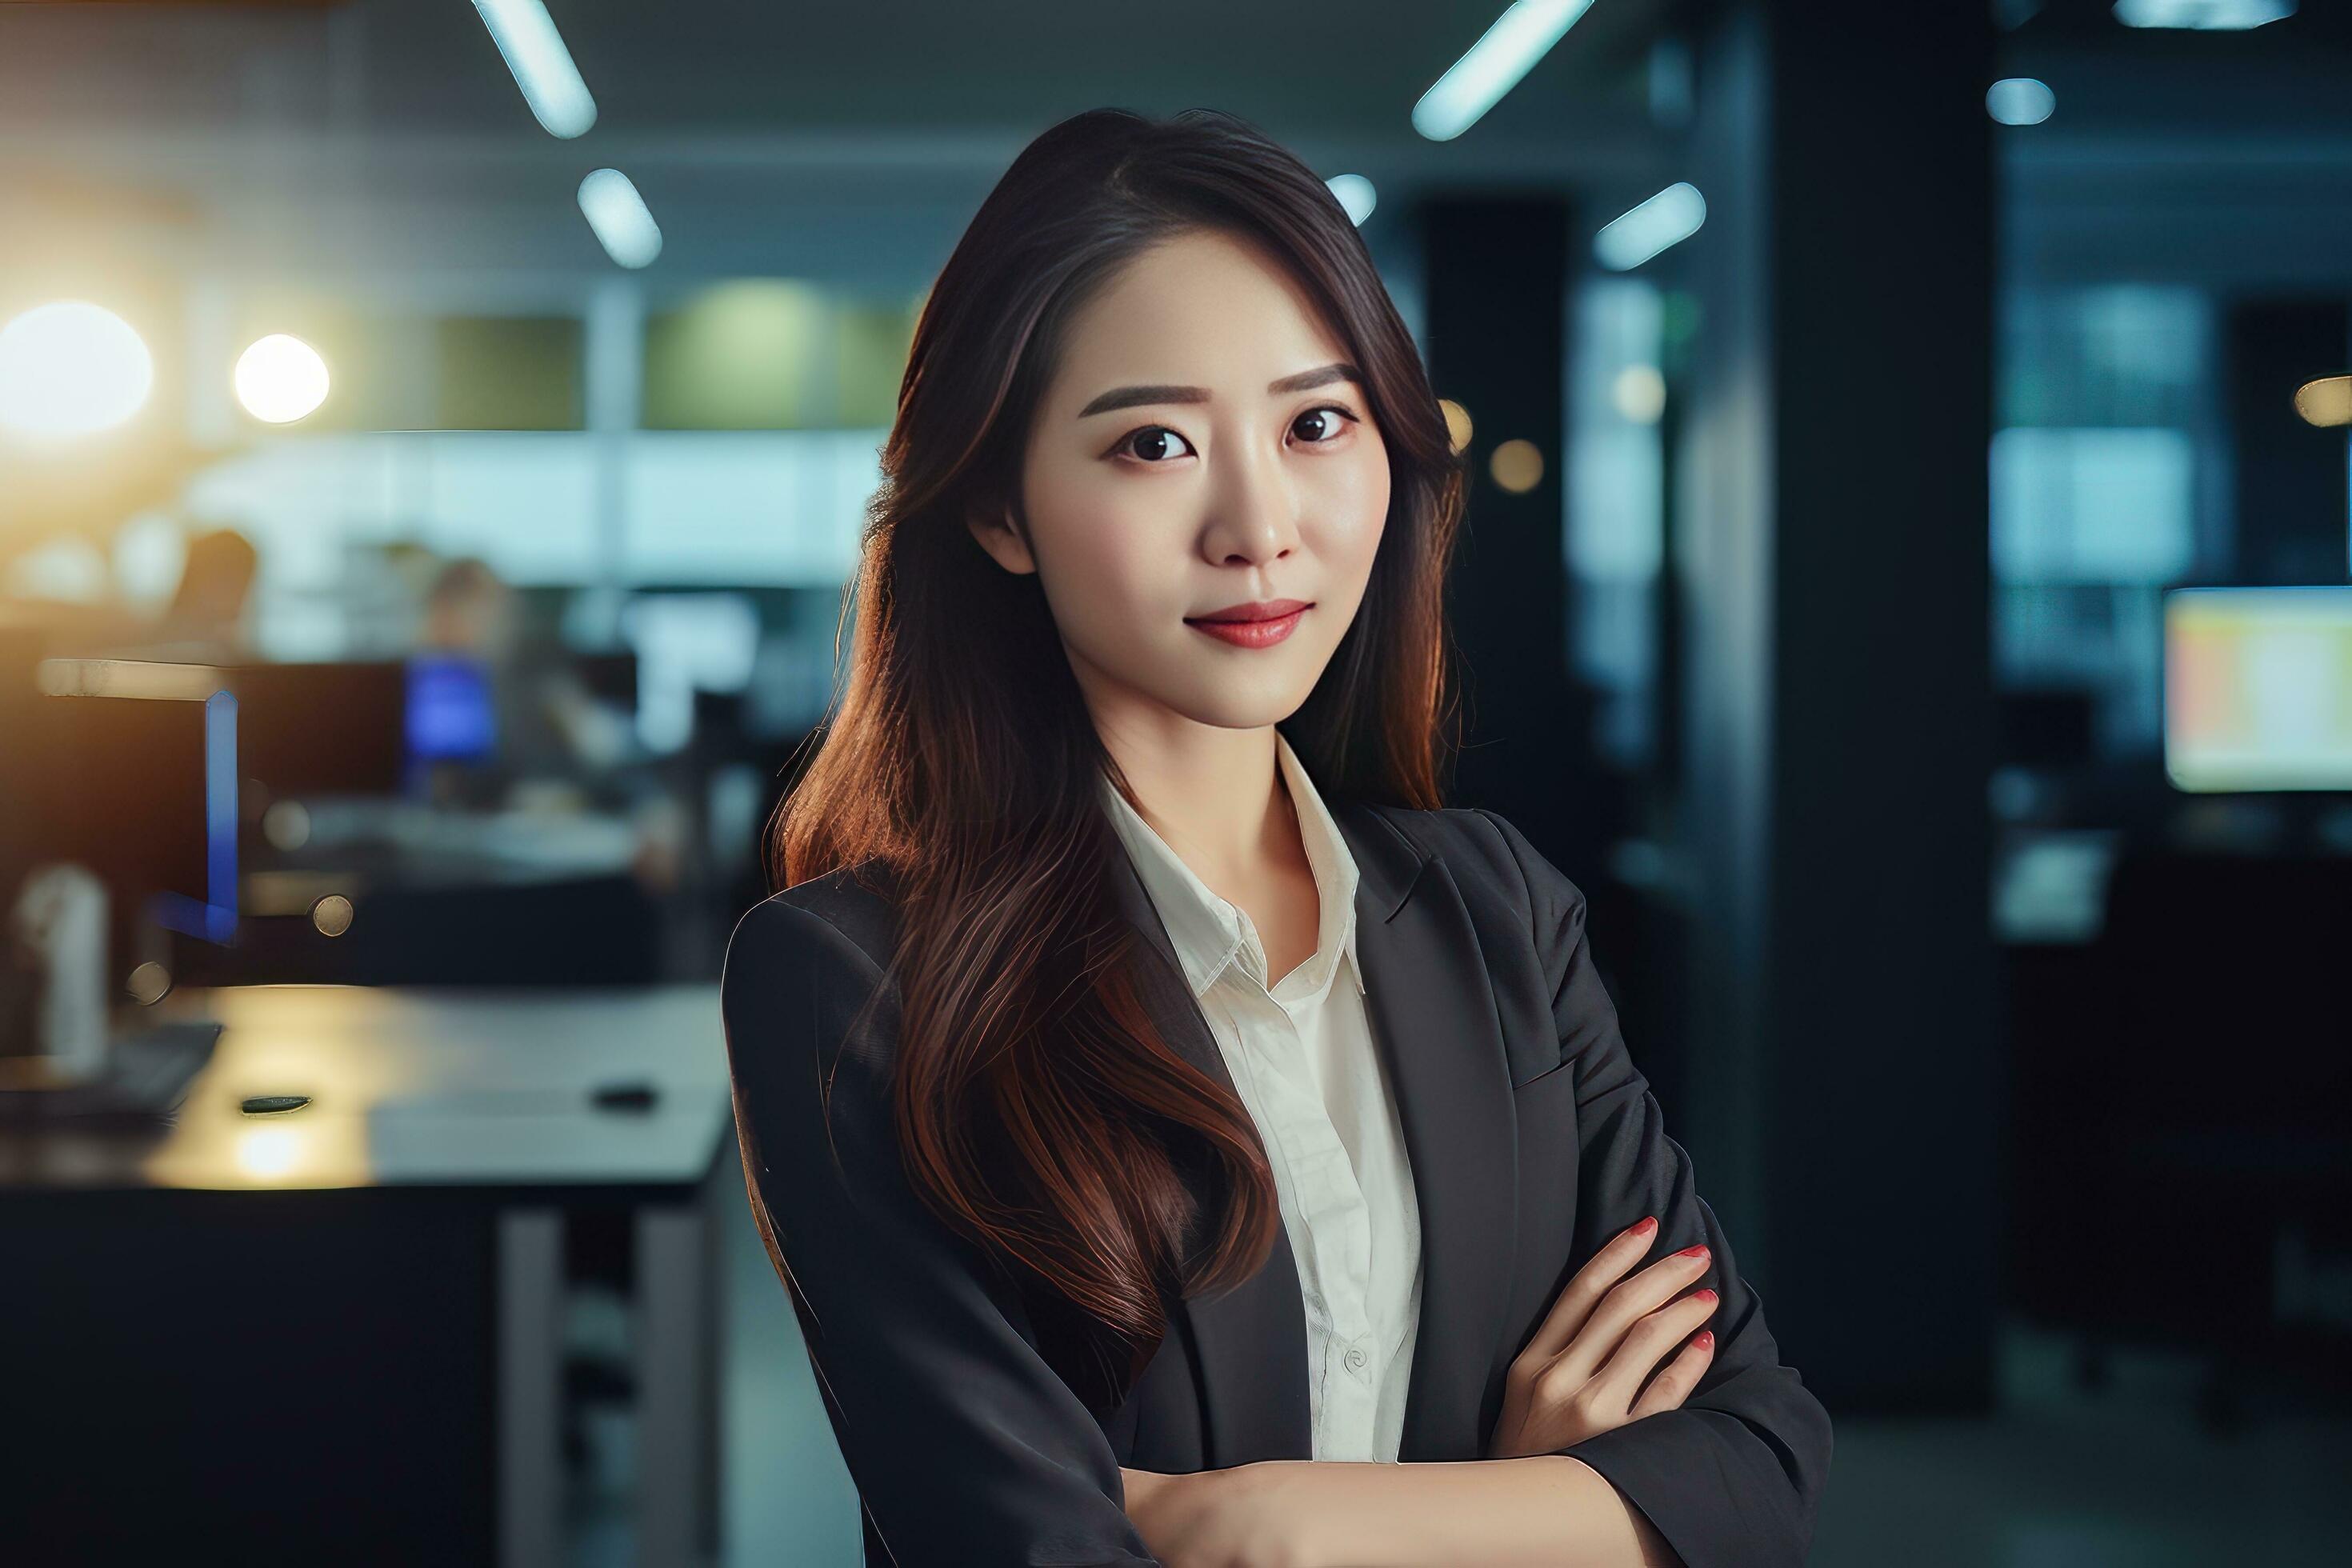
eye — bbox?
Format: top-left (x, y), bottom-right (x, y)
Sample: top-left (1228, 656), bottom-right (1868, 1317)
top-left (1115, 425), bottom-right (1197, 464)
top-left (1292, 403), bottom-right (1361, 446)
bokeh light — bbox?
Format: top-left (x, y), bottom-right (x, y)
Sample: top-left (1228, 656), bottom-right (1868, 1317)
top-left (263, 799), bottom-right (313, 851)
top-left (1490, 438), bottom-right (1546, 494)
top-left (234, 1125), bottom-right (305, 1182)
top-left (1987, 78), bottom-right (2057, 126)
top-left (1326, 174), bottom-right (1378, 226)
top-left (0, 300), bottom-right (155, 438)
top-left (1439, 398), bottom-right (1474, 454)
top-left (2292, 375), bottom-right (2351, 427)
top-left (126, 961), bottom-right (173, 1006)
top-left (234, 334), bottom-right (331, 424)
top-left (1612, 364), bottom-right (1667, 424)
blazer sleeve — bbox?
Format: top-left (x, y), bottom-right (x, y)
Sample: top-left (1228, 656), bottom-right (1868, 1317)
top-left (719, 896), bottom-right (1162, 1568)
top-left (1473, 810), bottom-right (1834, 1568)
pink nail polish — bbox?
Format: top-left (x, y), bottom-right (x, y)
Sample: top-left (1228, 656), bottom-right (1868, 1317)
top-left (1674, 1244), bottom-right (1710, 1259)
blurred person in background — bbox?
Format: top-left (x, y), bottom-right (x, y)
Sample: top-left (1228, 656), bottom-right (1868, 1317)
top-left (415, 554), bottom-right (686, 894)
top-left (147, 525), bottom-right (258, 661)
top-left (0, 522), bottom-right (258, 663)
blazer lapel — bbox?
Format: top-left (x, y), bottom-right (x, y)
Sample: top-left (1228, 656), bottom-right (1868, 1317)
top-left (1109, 796), bottom-right (1520, 1466)
top-left (1336, 798), bottom-right (1519, 1462)
top-left (1110, 846), bottom-right (1313, 1466)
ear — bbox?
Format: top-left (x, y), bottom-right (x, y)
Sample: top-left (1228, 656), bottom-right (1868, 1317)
top-left (964, 502), bottom-right (1038, 577)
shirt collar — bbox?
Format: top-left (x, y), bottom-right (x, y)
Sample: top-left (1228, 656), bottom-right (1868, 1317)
top-left (1097, 731), bottom-right (1366, 1002)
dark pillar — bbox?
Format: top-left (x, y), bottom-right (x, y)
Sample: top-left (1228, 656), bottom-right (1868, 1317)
top-left (1422, 195), bottom-right (1619, 882)
top-left (1678, 0), bottom-right (1998, 1413)
top-left (2226, 298), bottom-right (2351, 584)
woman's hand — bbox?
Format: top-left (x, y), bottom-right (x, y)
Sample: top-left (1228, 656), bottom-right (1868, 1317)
top-left (1485, 1215), bottom-right (1719, 1459)
top-left (1121, 1463), bottom-right (1304, 1568)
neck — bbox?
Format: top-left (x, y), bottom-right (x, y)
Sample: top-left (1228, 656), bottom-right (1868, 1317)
top-left (1102, 724), bottom-right (1294, 888)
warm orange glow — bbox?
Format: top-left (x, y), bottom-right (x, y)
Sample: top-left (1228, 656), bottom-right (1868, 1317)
top-left (2294, 375), bottom-right (2351, 428)
top-left (234, 1125), bottom-right (306, 1181)
top-left (1439, 398), bottom-right (1474, 454)
top-left (1490, 438), bottom-right (1545, 494)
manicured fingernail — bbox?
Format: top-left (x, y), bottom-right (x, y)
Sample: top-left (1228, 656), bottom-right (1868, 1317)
top-left (1674, 1244), bottom-right (1710, 1259)
top-left (1694, 1289), bottom-right (1718, 1304)
top-left (1694, 1330), bottom-right (1715, 1350)
top-left (1630, 1216), bottom-right (1658, 1236)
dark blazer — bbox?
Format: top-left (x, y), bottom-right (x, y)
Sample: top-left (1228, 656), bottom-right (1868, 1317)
top-left (720, 798), bottom-right (1834, 1568)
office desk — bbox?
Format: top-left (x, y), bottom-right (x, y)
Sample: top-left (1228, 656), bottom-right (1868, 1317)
top-left (1998, 836), bottom-right (2352, 1412)
top-left (0, 982), bottom-right (731, 1568)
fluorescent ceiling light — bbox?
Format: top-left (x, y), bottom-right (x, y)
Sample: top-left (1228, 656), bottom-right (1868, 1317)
top-left (1326, 174), bottom-right (1378, 226)
top-left (1594, 183), bottom-right (1706, 271)
top-left (2113, 0), bottom-right (2294, 27)
top-left (1986, 78), bottom-right (2057, 125)
top-left (472, 0), bottom-right (598, 138)
top-left (578, 168), bottom-right (662, 269)
top-left (1414, 0), bottom-right (1598, 142)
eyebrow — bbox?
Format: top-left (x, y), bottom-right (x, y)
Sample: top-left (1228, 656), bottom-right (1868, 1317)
top-left (1075, 362), bottom-right (1362, 419)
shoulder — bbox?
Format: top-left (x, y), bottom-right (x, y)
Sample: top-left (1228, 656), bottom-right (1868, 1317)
top-left (719, 859), bottom-right (908, 1107)
top-left (722, 857), bottom-right (902, 993)
top-left (1341, 798), bottom-right (1587, 927)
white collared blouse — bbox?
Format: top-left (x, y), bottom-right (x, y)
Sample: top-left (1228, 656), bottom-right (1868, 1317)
top-left (1097, 732), bottom-right (1424, 1463)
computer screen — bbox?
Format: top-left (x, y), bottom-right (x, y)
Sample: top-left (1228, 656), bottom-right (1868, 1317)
top-left (227, 660), bottom-right (407, 796)
top-left (30, 660), bottom-right (238, 946)
top-left (404, 653), bottom-right (498, 763)
top-left (2164, 586), bottom-right (2352, 792)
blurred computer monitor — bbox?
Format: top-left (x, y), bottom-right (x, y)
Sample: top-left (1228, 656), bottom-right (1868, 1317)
top-left (404, 653), bottom-right (497, 763)
top-left (224, 660), bottom-right (407, 797)
top-left (0, 618), bottom-right (50, 902)
top-left (2164, 586), bottom-right (2352, 792)
top-left (28, 659), bottom-right (238, 946)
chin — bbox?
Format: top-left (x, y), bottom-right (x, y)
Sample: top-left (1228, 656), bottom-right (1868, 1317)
top-left (1157, 680), bottom-right (1318, 733)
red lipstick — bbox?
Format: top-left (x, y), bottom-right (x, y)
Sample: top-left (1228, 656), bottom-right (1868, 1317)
top-left (1185, 598), bottom-right (1310, 649)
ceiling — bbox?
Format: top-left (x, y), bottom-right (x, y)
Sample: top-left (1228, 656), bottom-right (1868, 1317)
top-left (2, 1), bottom-right (2350, 291)
top-left (0, 0), bottom-right (1682, 284)
top-left (0, 1), bottom-right (1675, 159)
top-left (2001, 0), bottom-right (2352, 289)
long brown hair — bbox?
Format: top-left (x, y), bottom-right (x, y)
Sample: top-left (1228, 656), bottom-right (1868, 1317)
top-left (768, 106), bottom-right (1466, 1406)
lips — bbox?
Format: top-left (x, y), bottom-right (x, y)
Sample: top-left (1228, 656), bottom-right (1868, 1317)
top-left (1184, 598), bottom-right (1311, 625)
top-left (1185, 602), bottom-right (1309, 649)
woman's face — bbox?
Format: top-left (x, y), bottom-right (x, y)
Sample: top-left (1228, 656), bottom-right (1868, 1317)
top-left (972, 227), bottom-right (1390, 742)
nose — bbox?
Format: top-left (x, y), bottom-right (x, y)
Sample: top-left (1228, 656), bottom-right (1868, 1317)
top-left (1200, 438), bottom-right (1300, 568)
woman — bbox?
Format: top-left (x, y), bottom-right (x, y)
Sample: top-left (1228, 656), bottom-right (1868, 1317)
top-left (721, 108), bottom-right (1832, 1568)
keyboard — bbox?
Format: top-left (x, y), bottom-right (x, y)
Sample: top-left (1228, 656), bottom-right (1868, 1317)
top-left (0, 1019), bottom-right (222, 1126)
